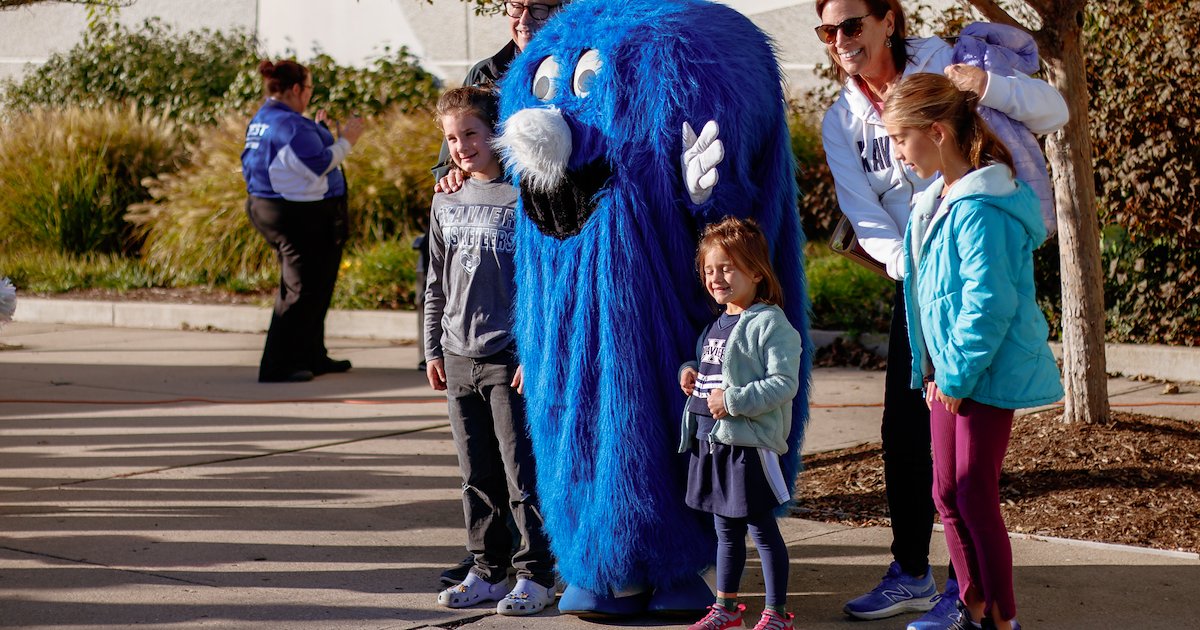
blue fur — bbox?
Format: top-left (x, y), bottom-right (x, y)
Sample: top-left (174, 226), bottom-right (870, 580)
top-left (499, 0), bottom-right (813, 595)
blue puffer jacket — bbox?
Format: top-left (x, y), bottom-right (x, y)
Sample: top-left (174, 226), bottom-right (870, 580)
top-left (903, 164), bottom-right (1063, 409)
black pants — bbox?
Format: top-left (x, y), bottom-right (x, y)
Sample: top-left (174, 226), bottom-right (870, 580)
top-left (883, 281), bottom-right (952, 580)
top-left (246, 195), bottom-right (347, 382)
top-left (443, 349), bottom-right (553, 587)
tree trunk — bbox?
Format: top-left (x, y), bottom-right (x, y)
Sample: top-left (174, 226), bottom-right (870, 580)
top-left (1040, 5), bottom-right (1110, 424)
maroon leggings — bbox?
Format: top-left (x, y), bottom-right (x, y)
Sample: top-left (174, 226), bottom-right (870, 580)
top-left (930, 398), bottom-right (1016, 621)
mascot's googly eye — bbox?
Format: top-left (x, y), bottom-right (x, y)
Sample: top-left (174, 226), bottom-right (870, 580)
top-left (572, 49), bottom-right (602, 97)
top-left (532, 56), bottom-right (561, 101)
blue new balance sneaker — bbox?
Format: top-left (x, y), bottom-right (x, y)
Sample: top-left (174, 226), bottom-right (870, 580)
top-left (946, 599), bottom-right (983, 630)
top-left (908, 578), bottom-right (960, 630)
top-left (843, 561), bottom-right (938, 620)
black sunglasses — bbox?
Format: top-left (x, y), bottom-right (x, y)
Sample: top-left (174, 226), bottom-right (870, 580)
top-left (503, 1), bottom-right (559, 21)
top-left (814, 15), bottom-right (871, 44)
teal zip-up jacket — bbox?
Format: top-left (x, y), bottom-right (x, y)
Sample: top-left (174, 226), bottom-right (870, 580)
top-left (677, 303), bottom-right (803, 455)
top-left (903, 164), bottom-right (1063, 408)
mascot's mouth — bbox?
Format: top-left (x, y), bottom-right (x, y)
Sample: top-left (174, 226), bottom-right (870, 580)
top-left (521, 158), bottom-right (613, 239)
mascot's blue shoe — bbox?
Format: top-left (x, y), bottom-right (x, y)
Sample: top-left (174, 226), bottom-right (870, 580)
top-left (558, 584), bottom-right (651, 619)
top-left (647, 572), bottom-right (714, 617)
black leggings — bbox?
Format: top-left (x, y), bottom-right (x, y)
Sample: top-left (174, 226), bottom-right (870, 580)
top-left (884, 281), bottom-right (954, 582)
top-left (715, 511), bottom-right (788, 608)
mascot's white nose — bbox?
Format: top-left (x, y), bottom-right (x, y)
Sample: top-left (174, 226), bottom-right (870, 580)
top-left (494, 107), bottom-right (572, 194)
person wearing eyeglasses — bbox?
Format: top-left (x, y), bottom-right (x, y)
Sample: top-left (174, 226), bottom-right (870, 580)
top-left (428, 0), bottom-right (566, 588)
top-left (431, 1), bottom-right (566, 190)
top-left (241, 59), bottom-right (365, 383)
top-left (814, 1), bottom-right (1066, 629)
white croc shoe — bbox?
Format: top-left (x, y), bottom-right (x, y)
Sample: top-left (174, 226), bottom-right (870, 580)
top-left (496, 578), bottom-right (556, 616)
top-left (436, 573), bottom-right (507, 609)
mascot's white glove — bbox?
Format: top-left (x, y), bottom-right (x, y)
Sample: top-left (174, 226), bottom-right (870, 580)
top-left (682, 120), bottom-right (724, 205)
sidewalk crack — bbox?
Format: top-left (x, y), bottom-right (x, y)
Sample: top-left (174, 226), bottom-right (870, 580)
top-left (0, 544), bottom-right (216, 587)
top-left (11, 422), bottom-right (452, 493)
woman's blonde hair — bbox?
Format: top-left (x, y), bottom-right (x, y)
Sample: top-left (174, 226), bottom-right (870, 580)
top-left (696, 216), bottom-right (784, 307)
top-left (883, 72), bottom-right (1015, 172)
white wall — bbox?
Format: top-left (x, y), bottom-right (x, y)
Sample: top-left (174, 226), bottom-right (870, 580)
top-left (0, 0), bottom-right (255, 82)
top-left (256, 0), bottom-right (513, 86)
top-left (257, 0), bottom-right (421, 68)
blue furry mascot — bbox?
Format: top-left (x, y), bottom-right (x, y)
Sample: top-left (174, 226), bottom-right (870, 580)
top-left (495, 0), bottom-right (812, 617)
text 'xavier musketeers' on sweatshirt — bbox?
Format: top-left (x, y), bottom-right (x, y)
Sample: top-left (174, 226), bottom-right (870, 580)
top-left (424, 177), bottom-right (520, 361)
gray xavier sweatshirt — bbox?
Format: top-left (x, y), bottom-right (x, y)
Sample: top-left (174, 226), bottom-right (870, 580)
top-left (423, 176), bottom-right (519, 360)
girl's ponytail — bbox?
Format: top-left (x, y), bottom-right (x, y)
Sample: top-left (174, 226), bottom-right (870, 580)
top-left (962, 91), bottom-right (1014, 172)
top-left (885, 73), bottom-right (1015, 173)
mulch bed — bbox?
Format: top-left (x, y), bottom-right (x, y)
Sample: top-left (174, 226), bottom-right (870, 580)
top-left (796, 409), bottom-right (1200, 554)
top-left (813, 336), bottom-right (888, 370)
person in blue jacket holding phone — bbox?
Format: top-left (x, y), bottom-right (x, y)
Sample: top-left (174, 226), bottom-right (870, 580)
top-left (241, 59), bottom-right (364, 383)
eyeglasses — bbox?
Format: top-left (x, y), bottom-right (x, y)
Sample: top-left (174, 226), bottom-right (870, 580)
top-left (503, 1), bottom-right (559, 21)
top-left (814, 15), bottom-right (871, 44)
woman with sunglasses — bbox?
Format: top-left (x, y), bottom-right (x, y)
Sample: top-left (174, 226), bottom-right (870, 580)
top-left (814, 2), bottom-right (1066, 629)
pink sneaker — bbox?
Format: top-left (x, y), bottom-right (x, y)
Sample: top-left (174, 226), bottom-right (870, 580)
top-left (752, 609), bottom-right (795, 630)
top-left (689, 602), bottom-right (746, 629)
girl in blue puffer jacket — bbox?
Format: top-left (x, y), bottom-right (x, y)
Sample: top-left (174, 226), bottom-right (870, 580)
top-left (883, 73), bottom-right (1064, 630)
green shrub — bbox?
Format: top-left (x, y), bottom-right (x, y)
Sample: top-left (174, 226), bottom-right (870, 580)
top-left (130, 107), bottom-right (442, 288)
top-left (1100, 227), bottom-right (1200, 346)
top-left (806, 244), bottom-right (893, 333)
top-left (223, 49), bottom-right (442, 122)
top-left (789, 107), bottom-right (839, 243)
top-left (1086, 1), bottom-right (1199, 345)
top-left (0, 248), bottom-right (163, 293)
top-left (333, 239), bottom-right (419, 310)
top-left (343, 107), bottom-right (443, 241)
top-left (1, 19), bottom-right (259, 129)
top-left (2, 19), bottom-right (440, 131)
top-left (1088, 1), bottom-right (1200, 245)
top-left (0, 107), bottom-right (184, 255)
top-left (127, 116), bottom-right (274, 287)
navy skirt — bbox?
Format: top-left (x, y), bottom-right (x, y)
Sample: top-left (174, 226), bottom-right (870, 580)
top-left (685, 417), bottom-right (791, 518)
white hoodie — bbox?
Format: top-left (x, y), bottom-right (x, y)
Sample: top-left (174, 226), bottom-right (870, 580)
top-left (820, 37), bottom-right (1068, 280)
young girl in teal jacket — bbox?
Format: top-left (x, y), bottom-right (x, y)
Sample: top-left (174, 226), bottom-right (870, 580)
top-left (884, 73), bottom-right (1063, 630)
top-left (677, 217), bottom-right (803, 630)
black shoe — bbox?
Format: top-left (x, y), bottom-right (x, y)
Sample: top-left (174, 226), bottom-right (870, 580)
top-left (440, 555), bottom-right (474, 586)
top-left (417, 361), bottom-right (427, 372)
top-left (315, 358), bottom-right (352, 375)
top-left (260, 369), bottom-right (314, 383)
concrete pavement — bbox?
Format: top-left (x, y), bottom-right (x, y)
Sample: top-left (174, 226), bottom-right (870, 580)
top-left (0, 321), bottom-right (1197, 629)
top-left (16, 297), bottom-right (1200, 384)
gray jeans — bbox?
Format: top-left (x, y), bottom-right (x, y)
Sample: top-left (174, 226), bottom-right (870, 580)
top-left (443, 349), bottom-right (553, 586)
